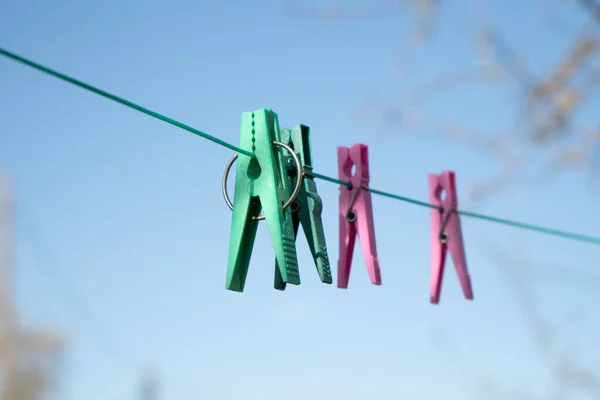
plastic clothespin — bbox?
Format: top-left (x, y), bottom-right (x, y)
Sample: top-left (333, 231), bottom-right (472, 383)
top-left (273, 125), bottom-right (332, 291)
top-left (225, 109), bottom-right (300, 292)
top-left (428, 170), bottom-right (473, 304)
top-left (337, 143), bottom-right (382, 288)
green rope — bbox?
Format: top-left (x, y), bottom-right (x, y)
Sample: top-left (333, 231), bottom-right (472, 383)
top-left (0, 47), bottom-right (253, 157)
top-left (2, 47), bottom-right (599, 246)
top-left (457, 210), bottom-right (600, 245)
top-left (311, 172), bottom-right (351, 187)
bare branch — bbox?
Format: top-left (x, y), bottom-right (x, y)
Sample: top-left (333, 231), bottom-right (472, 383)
top-left (576, 0), bottom-right (600, 24)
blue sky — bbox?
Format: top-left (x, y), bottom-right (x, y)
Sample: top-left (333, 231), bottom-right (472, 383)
top-left (1, 0), bottom-right (599, 399)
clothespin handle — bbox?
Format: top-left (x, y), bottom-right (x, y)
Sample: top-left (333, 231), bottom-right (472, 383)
top-left (337, 144), bottom-right (381, 288)
top-left (428, 170), bottom-right (473, 303)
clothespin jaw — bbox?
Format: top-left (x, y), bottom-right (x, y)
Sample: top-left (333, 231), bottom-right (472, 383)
top-left (337, 143), bottom-right (381, 289)
top-left (225, 109), bottom-right (300, 292)
top-left (274, 125), bottom-right (332, 290)
top-left (428, 170), bottom-right (473, 304)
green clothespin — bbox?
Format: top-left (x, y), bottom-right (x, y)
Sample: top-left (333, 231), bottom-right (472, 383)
top-left (274, 125), bottom-right (332, 290)
top-left (222, 109), bottom-right (302, 292)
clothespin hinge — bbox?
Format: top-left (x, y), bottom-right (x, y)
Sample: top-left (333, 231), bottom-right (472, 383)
top-left (439, 205), bottom-right (456, 244)
top-left (345, 183), bottom-right (369, 222)
top-left (222, 140), bottom-right (304, 220)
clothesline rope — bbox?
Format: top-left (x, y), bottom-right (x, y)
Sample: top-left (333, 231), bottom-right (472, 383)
top-left (1, 47), bottom-right (598, 246)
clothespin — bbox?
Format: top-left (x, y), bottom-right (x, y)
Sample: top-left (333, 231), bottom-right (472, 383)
top-left (222, 109), bottom-right (302, 292)
top-left (337, 143), bottom-right (381, 288)
top-left (428, 170), bottom-right (473, 304)
top-left (273, 125), bottom-right (332, 290)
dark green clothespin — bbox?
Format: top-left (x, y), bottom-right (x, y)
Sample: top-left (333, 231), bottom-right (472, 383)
top-left (222, 108), bottom-right (302, 292)
top-left (273, 125), bottom-right (332, 290)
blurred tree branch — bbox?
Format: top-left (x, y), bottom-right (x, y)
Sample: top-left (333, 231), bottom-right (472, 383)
top-left (577, 0), bottom-right (600, 23)
top-left (0, 327), bottom-right (64, 400)
top-left (286, 0), bottom-right (600, 202)
top-left (285, 2), bottom-right (600, 399)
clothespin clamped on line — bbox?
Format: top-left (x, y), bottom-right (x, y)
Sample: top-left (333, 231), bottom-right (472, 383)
top-left (222, 109), bottom-right (301, 292)
top-left (428, 170), bottom-right (473, 304)
top-left (337, 143), bottom-right (382, 288)
top-left (273, 125), bottom-right (332, 290)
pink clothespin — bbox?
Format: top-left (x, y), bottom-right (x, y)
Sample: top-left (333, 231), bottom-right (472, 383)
top-left (337, 143), bottom-right (381, 289)
top-left (428, 171), bottom-right (473, 304)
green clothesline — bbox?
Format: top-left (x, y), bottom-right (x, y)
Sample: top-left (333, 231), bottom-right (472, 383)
top-left (1, 46), bottom-right (598, 246)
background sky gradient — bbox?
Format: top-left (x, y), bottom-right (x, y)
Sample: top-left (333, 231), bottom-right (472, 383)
top-left (1, 1), bottom-right (599, 399)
